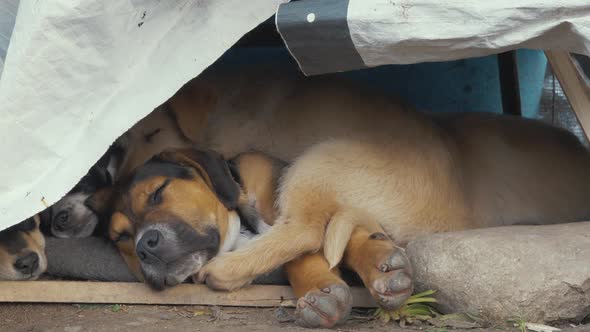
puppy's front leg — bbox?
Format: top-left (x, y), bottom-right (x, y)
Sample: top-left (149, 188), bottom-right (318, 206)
top-left (197, 218), bottom-right (325, 291)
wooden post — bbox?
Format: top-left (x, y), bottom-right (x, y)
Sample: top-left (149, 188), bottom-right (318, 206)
top-left (545, 51), bottom-right (590, 142)
top-left (497, 51), bottom-right (522, 116)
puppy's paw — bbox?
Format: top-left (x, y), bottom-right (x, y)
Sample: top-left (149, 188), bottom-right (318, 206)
top-left (195, 258), bottom-right (255, 291)
top-left (295, 283), bottom-right (352, 328)
top-left (370, 250), bottom-right (413, 309)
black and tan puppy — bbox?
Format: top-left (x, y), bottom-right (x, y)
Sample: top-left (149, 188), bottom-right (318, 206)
top-left (109, 148), bottom-right (359, 327)
top-left (0, 215), bottom-right (47, 280)
top-left (41, 143), bottom-right (125, 239)
top-left (107, 149), bottom-right (285, 289)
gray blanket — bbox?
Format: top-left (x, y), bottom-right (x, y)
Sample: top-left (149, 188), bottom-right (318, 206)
top-left (45, 237), bottom-right (288, 285)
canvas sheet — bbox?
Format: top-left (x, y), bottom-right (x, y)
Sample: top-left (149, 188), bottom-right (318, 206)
top-left (2, 0), bottom-right (590, 230)
top-left (277, 0), bottom-right (590, 75)
top-left (0, 0), bottom-right (279, 230)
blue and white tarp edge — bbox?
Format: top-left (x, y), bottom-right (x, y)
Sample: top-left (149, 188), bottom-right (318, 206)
top-left (277, 0), bottom-right (590, 76)
top-left (0, 0), bottom-right (280, 230)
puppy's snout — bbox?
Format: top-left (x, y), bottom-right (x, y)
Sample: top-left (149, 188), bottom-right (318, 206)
top-left (137, 229), bottom-right (163, 262)
top-left (14, 252), bottom-right (39, 275)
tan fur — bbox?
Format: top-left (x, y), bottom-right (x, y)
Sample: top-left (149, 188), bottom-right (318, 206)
top-left (285, 252), bottom-right (344, 298)
top-left (113, 77), bottom-right (218, 180)
top-left (109, 212), bottom-right (143, 281)
top-left (231, 152), bottom-right (286, 225)
top-left (341, 222), bottom-right (411, 306)
top-left (323, 208), bottom-right (373, 270)
top-left (111, 65), bottom-right (590, 295)
top-left (167, 79), bottom-right (216, 143)
top-left (198, 109), bottom-right (590, 291)
top-left (116, 107), bottom-right (192, 179)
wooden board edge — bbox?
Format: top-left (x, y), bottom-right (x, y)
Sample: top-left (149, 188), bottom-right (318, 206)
top-left (0, 281), bottom-right (378, 308)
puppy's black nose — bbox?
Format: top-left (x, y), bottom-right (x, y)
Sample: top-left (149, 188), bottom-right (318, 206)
top-left (14, 252), bottom-right (39, 275)
top-left (136, 229), bottom-right (162, 262)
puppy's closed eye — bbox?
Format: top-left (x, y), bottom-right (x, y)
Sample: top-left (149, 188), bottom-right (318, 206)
top-left (148, 179), bottom-right (170, 206)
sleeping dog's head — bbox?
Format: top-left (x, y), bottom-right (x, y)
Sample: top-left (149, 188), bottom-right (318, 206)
top-left (109, 149), bottom-right (243, 290)
top-left (0, 215), bottom-right (47, 280)
top-left (41, 143), bottom-right (124, 238)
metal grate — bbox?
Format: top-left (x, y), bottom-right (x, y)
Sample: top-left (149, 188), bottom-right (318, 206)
top-left (538, 64), bottom-right (589, 146)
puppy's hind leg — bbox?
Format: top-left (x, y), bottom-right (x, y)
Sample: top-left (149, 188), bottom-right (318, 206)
top-left (343, 222), bottom-right (414, 310)
top-left (286, 253), bottom-right (352, 328)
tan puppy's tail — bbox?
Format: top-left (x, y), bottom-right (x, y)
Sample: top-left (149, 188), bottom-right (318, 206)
top-left (323, 209), bottom-right (371, 270)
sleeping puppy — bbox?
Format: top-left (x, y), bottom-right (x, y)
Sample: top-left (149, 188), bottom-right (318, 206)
top-left (42, 100), bottom-right (196, 239)
top-left (197, 112), bottom-right (590, 327)
top-left (106, 148), bottom-right (358, 328)
top-left (40, 141), bottom-right (125, 238)
top-left (107, 149), bottom-right (286, 288)
top-left (0, 215), bottom-right (47, 280)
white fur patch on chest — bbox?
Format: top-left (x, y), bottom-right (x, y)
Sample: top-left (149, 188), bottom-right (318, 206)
top-left (222, 207), bottom-right (272, 252)
top-left (220, 211), bottom-right (241, 253)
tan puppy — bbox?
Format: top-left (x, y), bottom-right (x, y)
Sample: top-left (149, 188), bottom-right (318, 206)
top-left (106, 65), bottom-right (590, 328)
top-left (197, 112), bottom-right (590, 321)
top-left (116, 105), bottom-right (195, 180)
top-left (168, 64), bottom-right (419, 161)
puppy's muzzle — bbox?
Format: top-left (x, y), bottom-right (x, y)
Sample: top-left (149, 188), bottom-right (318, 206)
top-left (135, 222), bottom-right (220, 290)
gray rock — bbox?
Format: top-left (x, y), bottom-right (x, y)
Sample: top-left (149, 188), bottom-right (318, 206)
top-left (406, 222), bottom-right (590, 323)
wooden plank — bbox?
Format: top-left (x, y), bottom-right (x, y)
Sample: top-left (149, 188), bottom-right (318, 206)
top-left (0, 281), bottom-right (378, 308)
top-left (497, 51), bottom-right (522, 116)
top-left (545, 51), bottom-right (590, 142)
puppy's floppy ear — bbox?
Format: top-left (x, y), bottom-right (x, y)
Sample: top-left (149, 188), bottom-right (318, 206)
top-left (38, 207), bottom-right (53, 235)
top-left (88, 164), bottom-right (113, 188)
top-left (84, 187), bottom-right (114, 216)
top-left (158, 149), bottom-right (240, 210)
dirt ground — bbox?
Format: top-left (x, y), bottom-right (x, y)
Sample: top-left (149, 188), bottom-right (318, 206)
top-left (0, 304), bottom-right (587, 332)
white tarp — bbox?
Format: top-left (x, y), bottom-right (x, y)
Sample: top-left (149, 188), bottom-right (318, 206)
top-left (277, 0), bottom-right (590, 75)
top-left (0, 0), bottom-right (18, 77)
top-left (0, 0), bottom-right (279, 230)
top-left (1, 0), bottom-right (590, 230)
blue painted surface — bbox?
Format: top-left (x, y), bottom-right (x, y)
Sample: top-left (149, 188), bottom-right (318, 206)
top-left (217, 47), bottom-right (547, 118)
top-left (516, 49), bottom-right (548, 118)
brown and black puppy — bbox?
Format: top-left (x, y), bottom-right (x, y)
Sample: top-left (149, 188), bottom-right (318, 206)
top-left (108, 148), bottom-right (358, 328)
top-left (107, 149), bottom-right (285, 289)
top-left (0, 215), bottom-right (47, 280)
top-left (41, 142), bottom-right (125, 239)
